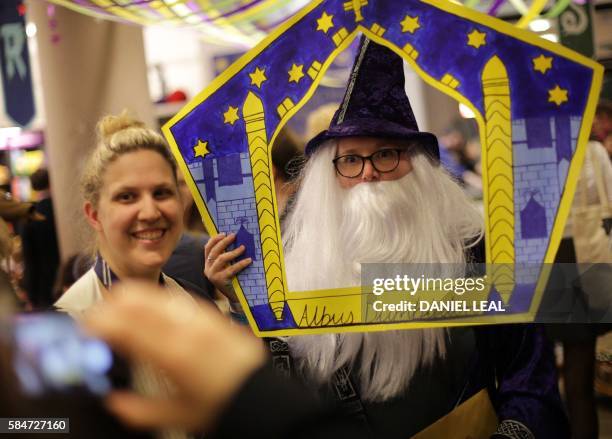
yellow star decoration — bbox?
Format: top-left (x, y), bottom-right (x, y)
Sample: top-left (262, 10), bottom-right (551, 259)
top-left (316, 11), bottom-right (334, 33)
top-left (193, 140), bottom-right (210, 158)
top-left (249, 67), bottom-right (267, 88)
top-left (548, 85), bottom-right (569, 106)
top-left (532, 54), bottom-right (553, 74)
top-left (223, 106), bottom-right (239, 125)
top-left (400, 15), bottom-right (420, 34)
top-left (288, 63), bottom-right (305, 83)
top-left (467, 29), bottom-right (487, 49)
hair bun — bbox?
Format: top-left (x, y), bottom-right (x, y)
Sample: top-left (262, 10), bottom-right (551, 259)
top-left (96, 110), bottom-right (145, 140)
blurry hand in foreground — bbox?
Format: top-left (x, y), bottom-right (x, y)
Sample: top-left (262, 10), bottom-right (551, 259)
top-left (84, 282), bottom-right (265, 432)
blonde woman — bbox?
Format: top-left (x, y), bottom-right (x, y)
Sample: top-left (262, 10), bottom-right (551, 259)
top-left (55, 112), bottom-right (202, 439)
top-left (56, 112), bottom-right (201, 313)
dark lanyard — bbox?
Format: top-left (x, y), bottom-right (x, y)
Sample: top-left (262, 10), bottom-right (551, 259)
top-left (93, 253), bottom-right (164, 289)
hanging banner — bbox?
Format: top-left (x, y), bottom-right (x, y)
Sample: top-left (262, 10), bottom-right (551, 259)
top-left (558, 0), bottom-right (595, 58)
top-left (0, 0), bottom-right (35, 127)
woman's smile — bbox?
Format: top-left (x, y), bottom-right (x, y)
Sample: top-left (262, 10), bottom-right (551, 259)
top-left (131, 228), bottom-right (167, 241)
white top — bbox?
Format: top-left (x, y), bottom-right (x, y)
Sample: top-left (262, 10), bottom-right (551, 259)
top-left (563, 141), bottom-right (612, 238)
top-left (54, 268), bottom-right (192, 439)
top-left (54, 269), bottom-right (104, 316)
top-left (55, 268), bottom-right (191, 316)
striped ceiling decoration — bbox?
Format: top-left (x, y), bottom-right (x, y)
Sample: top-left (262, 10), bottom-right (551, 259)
top-left (46, 0), bottom-right (311, 46)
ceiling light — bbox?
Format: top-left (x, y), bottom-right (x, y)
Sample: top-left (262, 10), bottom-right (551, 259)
top-left (529, 18), bottom-right (551, 32)
top-left (25, 23), bottom-right (37, 38)
top-left (459, 103), bottom-right (475, 119)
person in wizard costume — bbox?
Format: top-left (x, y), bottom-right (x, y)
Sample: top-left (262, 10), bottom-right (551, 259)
top-left (205, 37), bottom-right (569, 438)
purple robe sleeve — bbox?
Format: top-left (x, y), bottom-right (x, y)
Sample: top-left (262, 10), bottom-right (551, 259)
top-left (476, 324), bottom-right (570, 439)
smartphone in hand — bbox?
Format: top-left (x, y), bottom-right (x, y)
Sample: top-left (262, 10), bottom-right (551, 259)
top-left (10, 313), bottom-right (114, 397)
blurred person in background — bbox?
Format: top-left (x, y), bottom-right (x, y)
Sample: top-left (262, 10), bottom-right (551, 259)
top-left (52, 252), bottom-right (93, 302)
top-left (271, 126), bottom-right (303, 218)
top-left (438, 126), bottom-right (482, 198)
top-left (593, 100), bottom-right (612, 147)
top-left (0, 164), bottom-right (36, 227)
top-left (546, 136), bottom-right (612, 439)
top-left (604, 134), bottom-right (612, 161)
top-left (0, 165), bottom-right (45, 309)
top-left (21, 168), bottom-right (60, 309)
top-left (304, 102), bottom-right (338, 143)
top-left (0, 216), bottom-right (19, 315)
top-left (0, 164), bottom-right (11, 194)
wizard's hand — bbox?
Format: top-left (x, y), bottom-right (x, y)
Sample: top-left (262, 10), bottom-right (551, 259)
top-left (204, 233), bottom-right (252, 302)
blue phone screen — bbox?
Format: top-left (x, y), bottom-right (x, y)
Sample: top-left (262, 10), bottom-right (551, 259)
top-left (12, 313), bottom-right (113, 396)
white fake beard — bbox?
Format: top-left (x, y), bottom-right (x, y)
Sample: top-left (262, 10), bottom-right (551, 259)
top-left (283, 143), bottom-right (483, 402)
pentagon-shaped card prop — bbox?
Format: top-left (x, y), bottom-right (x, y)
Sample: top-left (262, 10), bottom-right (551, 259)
top-left (163, 0), bottom-right (602, 336)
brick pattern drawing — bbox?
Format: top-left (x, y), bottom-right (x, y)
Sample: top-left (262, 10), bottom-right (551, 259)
top-left (512, 116), bottom-right (580, 284)
top-left (189, 153), bottom-right (268, 306)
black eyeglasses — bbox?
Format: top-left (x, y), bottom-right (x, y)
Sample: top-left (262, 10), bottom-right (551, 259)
top-left (332, 148), bottom-right (408, 178)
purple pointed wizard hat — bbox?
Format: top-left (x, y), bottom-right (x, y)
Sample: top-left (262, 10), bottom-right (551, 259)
top-left (305, 37), bottom-right (439, 160)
